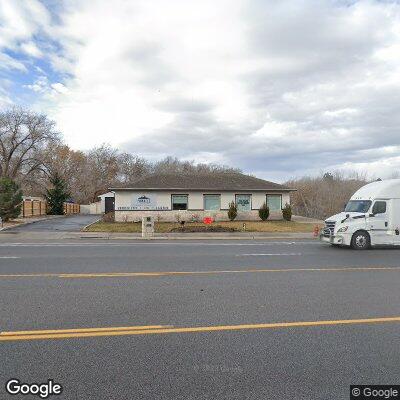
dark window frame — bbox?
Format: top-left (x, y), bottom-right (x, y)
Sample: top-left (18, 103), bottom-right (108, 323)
top-left (203, 194), bottom-right (221, 211)
top-left (235, 194), bottom-right (252, 211)
top-left (266, 194), bottom-right (282, 211)
top-left (171, 194), bottom-right (189, 211)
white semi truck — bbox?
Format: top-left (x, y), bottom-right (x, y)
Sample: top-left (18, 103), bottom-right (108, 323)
top-left (320, 179), bottom-right (400, 249)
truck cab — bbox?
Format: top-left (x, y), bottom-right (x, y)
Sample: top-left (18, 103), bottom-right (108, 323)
top-left (320, 179), bottom-right (400, 249)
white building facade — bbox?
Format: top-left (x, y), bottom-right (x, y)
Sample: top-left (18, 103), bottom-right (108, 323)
top-left (111, 173), bottom-right (294, 222)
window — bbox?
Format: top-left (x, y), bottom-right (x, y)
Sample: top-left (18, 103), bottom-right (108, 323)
top-left (267, 195), bottom-right (282, 211)
top-left (204, 195), bottom-right (221, 211)
top-left (172, 195), bottom-right (188, 210)
top-left (236, 194), bottom-right (251, 211)
top-left (372, 201), bottom-right (386, 215)
top-left (345, 200), bottom-right (372, 213)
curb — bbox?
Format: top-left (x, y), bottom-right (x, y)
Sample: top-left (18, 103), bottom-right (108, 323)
top-left (72, 233), bottom-right (315, 241)
top-left (81, 218), bottom-right (102, 232)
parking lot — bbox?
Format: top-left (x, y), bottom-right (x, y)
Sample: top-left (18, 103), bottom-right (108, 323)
top-left (1, 238), bottom-right (400, 399)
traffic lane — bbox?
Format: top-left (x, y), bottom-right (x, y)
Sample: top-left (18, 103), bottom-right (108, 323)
top-left (1, 241), bottom-right (399, 276)
top-left (1, 323), bottom-right (399, 399)
top-left (5, 214), bottom-right (99, 232)
top-left (1, 241), bottom-right (400, 274)
top-left (1, 268), bottom-right (400, 331)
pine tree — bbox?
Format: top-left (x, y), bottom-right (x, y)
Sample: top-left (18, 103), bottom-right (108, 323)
top-left (227, 201), bottom-right (237, 221)
top-left (46, 173), bottom-right (70, 215)
top-left (258, 202), bottom-right (270, 221)
top-left (0, 178), bottom-right (23, 222)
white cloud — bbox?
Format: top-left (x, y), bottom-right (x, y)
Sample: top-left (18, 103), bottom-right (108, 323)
top-left (4, 0), bottom-right (400, 180)
top-left (0, 52), bottom-right (27, 71)
top-left (0, 0), bottom-right (50, 50)
top-left (20, 41), bottom-right (43, 58)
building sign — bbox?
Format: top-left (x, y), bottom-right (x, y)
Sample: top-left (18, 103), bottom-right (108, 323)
top-left (117, 194), bottom-right (169, 211)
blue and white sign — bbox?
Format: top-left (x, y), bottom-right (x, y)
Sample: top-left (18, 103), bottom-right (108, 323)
top-left (117, 194), bottom-right (168, 211)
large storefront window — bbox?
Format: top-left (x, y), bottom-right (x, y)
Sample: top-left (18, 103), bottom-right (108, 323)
top-left (172, 195), bottom-right (188, 210)
top-left (236, 194), bottom-right (251, 211)
top-left (267, 195), bottom-right (282, 211)
top-left (204, 195), bottom-right (221, 211)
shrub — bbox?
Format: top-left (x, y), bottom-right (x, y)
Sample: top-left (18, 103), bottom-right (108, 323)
top-left (258, 202), bottom-right (270, 221)
top-left (103, 212), bottom-right (115, 222)
top-left (282, 203), bottom-right (292, 221)
top-left (0, 177), bottom-right (23, 222)
top-left (227, 201), bottom-right (237, 221)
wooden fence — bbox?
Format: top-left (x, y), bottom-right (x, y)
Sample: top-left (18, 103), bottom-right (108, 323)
top-left (21, 200), bottom-right (47, 217)
top-left (63, 203), bottom-right (80, 215)
top-left (20, 200), bottom-right (80, 217)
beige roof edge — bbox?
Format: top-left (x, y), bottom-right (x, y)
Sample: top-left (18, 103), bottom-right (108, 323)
top-left (109, 187), bottom-right (296, 192)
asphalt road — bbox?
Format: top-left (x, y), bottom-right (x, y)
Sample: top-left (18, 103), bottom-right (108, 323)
top-left (1, 239), bottom-right (400, 399)
top-left (6, 215), bottom-right (99, 232)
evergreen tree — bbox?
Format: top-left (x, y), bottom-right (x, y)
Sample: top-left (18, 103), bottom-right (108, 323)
top-left (0, 178), bottom-right (23, 222)
top-left (46, 173), bottom-right (70, 215)
top-left (282, 203), bottom-right (292, 221)
top-left (227, 201), bottom-right (237, 221)
top-left (258, 202), bottom-right (270, 221)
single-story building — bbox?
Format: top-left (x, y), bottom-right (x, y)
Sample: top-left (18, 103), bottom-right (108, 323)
top-left (110, 173), bottom-right (295, 222)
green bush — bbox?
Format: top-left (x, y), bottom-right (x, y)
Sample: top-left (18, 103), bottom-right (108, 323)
top-left (258, 202), bottom-right (270, 221)
top-left (0, 177), bottom-right (23, 222)
top-left (282, 203), bottom-right (292, 221)
top-left (227, 201), bottom-right (237, 221)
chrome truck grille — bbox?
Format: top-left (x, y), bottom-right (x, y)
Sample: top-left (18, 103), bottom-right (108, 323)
top-left (323, 221), bottom-right (336, 236)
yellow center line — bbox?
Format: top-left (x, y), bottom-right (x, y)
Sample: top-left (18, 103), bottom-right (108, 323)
top-left (1, 316), bottom-right (400, 342)
top-left (0, 325), bottom-right (171, 336)
top-left (0, 266), bottom-right (399, 279)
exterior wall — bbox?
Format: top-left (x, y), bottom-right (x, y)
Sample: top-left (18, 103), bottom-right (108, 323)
top-left (115, 209), bottom-right (284, 222)
top-left (80, 202), bottom-right (101, 215)
top-left (114, 190), bottom-right (291, 222)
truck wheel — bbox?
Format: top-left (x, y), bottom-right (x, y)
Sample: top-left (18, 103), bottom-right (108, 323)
top-left (351, 231), bottom-right (370, 250)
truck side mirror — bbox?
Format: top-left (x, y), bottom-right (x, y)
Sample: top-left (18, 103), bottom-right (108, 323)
top-left (369, 213), bottom-right (375, 217)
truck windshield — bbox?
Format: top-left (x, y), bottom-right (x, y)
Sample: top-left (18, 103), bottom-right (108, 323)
top-left (345, 200), bottom-right (372, 213)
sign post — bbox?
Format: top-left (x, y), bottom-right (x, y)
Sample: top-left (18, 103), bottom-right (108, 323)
top-left (142, 216), bottom-right (154, 239)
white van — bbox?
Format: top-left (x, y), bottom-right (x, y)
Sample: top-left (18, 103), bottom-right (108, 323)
top-left (320, 179), bottom-right (400, 249)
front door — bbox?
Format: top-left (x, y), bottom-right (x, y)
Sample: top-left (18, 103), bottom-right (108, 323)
top-left (105, 197), bottom-right (115, 213)
top-left (368, 200), bottom-right (392, 245)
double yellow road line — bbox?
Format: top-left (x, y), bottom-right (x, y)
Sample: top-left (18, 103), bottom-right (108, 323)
top-left (2, 316), bottom-right (400, 342)
top-left (0, 265), bottom-right (400, 279)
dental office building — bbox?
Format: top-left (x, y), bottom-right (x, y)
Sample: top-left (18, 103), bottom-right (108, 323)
top-left (110, 172), bottom-right (295, 222)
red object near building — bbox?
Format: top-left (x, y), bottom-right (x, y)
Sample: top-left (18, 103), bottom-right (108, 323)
top-left (203, 217), bottom-right (213, 225)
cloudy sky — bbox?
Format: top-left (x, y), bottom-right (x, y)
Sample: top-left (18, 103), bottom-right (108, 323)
top-left (1, 0), bottom-right (400, 181)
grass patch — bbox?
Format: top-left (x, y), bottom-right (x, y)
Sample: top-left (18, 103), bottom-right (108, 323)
top-left (84, 220), bottom-right (322, 233)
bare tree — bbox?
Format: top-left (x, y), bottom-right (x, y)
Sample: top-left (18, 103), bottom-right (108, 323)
top-left (152, 156), bottom-right (241, 175)
top-left (286, 171), bottom-right (368, 219)
top-left (85, 144), bottom-right (120, 202)
top-left (0, 108), bottom-right (60, 182)
top-left (117, 153), bottom-right (150, 184)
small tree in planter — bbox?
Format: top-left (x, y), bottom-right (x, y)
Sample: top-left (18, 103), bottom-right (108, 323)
top-left (0, 177), bottom-right (23, 222)
top-left (227, 201), bottom-right (237, 221)
top-left (282, 203), bottom-right (292, 221)
top-left (258, 202), bottom-right (270, 221)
